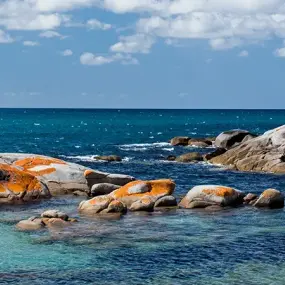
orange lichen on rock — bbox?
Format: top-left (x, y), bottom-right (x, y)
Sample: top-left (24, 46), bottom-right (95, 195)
top-left (14, 157), bottom-right (66, 169)
top-left (0, 164), bottom-right (43, 193)
top-left (111, 179), bottom-right (175, 200)
top-left (202, 186), bottom-right (235, 197)
top-left (84, 169), bottom-right (94, 177)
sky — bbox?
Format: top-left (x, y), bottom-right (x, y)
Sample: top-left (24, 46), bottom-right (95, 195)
top-left (1, 0), bottom-right (285, 108)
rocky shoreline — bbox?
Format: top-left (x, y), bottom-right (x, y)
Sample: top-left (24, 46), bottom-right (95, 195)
top-left (0, 125), bottom-right (285, 232)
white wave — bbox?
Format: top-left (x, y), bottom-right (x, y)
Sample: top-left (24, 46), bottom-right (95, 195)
top-left (162, 148), bottom-right (174, 152)
top-left (118, 142), bottom-right (171, 152)
top-left (60, 155), bottom-right (133, 163)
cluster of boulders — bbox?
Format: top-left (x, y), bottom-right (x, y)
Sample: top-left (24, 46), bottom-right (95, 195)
top-left (170, 137), bottom-right (215, 148)
top-left (16, 210), bottom-right (77, 231)
top-left (79, 179), bottom-right (177, 215)
top-left (0, 153), bottom-right (134, 204)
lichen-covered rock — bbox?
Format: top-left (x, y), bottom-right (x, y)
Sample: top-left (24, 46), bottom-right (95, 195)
top-left (154, 196), bottom-right (177, 208)
top-left (170, 137), bottom-right (190, 146)
top-left (93, 155), bottom-right (122, 162)
top-left (0, 153), bottom-right (135, 196)
top-left (41, 210), bottom-right (69, 221)
top-left (78, 195), bottom-right (113, 214)
top-left (91, 183), bottom-right (120, 197)
top-left (16, 217), bottom-right (45, 231)
top-left (130, 196), bottom-right (155, 212)
top-left (101, 200), bottom-right (127, 214)
top-left (0, 164), bottom-right (50, 204)
top-left (179, 185), bottom-right (244, 209)
top-left (110, 179), bottom-right (176, 207)
top-left (176, 152), bottom-right (203, 163)
top-left (188, 139), bottom-right (212, 148)
top-left (210, 126), bottom-right (285, 174)
top-left (253, 189), bottom-right (284, 208)
top-left (215, 130), bottom-right (255, 149)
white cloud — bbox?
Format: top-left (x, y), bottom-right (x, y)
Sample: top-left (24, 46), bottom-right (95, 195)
top-left (274, 46), bottom-right (285, 57)
top-left (61, 49), bottom-right (73, 56)
top-left (87, 19), bottom-right (112, 30)
top-left (210, 38), bottom-right (244, 50)
top-left (110, 34), bottom-right (155, 54)
top-left (23, 41), bottom-right (40, 46)
top-left (238, 50), bottom-right (249, 57)
top-left (0, 29), bottom-right (14, 43)
top-left (80, 52), bottom-right (138, 66)
top-left (39, 30), bottom-right (66, 39)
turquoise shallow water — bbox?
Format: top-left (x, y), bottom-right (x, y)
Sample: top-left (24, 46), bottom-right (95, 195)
top-left (1, 109), bottom-right (285, 284)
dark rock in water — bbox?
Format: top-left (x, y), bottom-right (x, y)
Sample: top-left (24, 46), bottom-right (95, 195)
top-left (154, 195), bottom-right (177, 208)
top-left (205, 205), bottom-right (224, 212)
top-left (179, 185), bottom-right (245, 209)
top-left (210, 125), bottom-right (285, 174)
top-left (204, 148), bottom-right (227, 161)
top-left (243, 193), bottom-right (258, 205)
top-left (93, 155), bottom-right (122, 162)
top-left (176, 152), bottom-right (203, 163)
top-left (253, 189), bottom-right (284, 209)
top-left (170, 137), bottom-right (190, 146)
top-left (166, 155), bottom-right (177, 161)
top-left (215, 129), bottom-right (256, 149)
top-left (91, 183), bottom-right (120, 197)
top-left (188, 138), bottom-right (212, 147)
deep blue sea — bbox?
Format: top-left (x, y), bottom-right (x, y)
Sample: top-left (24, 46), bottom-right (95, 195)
top-left (1, 109), bottom-right (285, 285)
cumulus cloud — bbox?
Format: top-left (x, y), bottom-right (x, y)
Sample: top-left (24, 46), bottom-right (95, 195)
top-left (87, 19), bottom-right (112, 30)
top-left (110, 34), bottom-right (155, 54)
top-left (23, 40), bottom-right (40, 46)
top-left (80, 52), bottom-right (138, 66)
top-left (274, 46), bottom-right (285, 57)
top-left (61, 49), bottom-right (73, 56)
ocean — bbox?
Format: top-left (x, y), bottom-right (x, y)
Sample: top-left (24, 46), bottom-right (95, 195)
top-left (1, 109), bottom-right (285, 284)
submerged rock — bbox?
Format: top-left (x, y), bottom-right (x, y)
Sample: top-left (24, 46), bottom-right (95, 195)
top-left (16, 217), bottom-right (45, 231)
top-left (253, 189), bottom-right (284, 209)
top-left (93, 155), bottom-right (122, 162)
top-left (215, 130), bottom-right (256, 149)
top-left (176, 152), bottom-right (203, 163)
top-left (170, 137), bottom-right (190, 146)
top-left (179, 185), bottom-right (244, 209)
top-left (210, 126), bottom-right (285, 174)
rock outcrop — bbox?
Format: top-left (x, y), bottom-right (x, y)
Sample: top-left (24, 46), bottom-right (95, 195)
top-left (79, 179), bottom-right (176, 214)
top-left (0, 154), bottom-right (135, 197)
top-left (253, 189), bottom-right (284, 208)
top-left (93, 155), bottom-right (122, 162)
top-left (91, 183), bottom-right (120, 197)
top-left (179, 185), bottom-right (244, 209)
top-left (214, 130), bottom-right (256, 149)
top-left (210, 126), bottom-right (285, 174)
top-left (188, 139), bottom-right (212, 148)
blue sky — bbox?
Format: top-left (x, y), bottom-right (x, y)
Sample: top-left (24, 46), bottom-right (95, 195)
top-left (1, 0), bottom-right (285, 108)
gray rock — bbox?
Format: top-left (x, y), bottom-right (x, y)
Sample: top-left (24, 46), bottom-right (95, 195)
top-left (215, 130), bottom-right (255, 149)
top-left (204, 148), bottom-right (227, 161)
top-left (93, 155), bottom-right (122, 162)
top-left (130, 197), bottom-right (155, 212)
top-left (154, 196), bottom-right (177, 208)
top-left (16, 218), bottom-right (44, 231)
top-left (41, 210), bottom-right (69, 221)
top-left (243, 193), bottom-right (258, 205)
top-left (210, 125), bottom-right (285, 174)
top-left (188, 139), bottom-right (212, 148)
top-left (179, 185), bottom-right (244, 209)
top-left (101, 200), bottom-right (127, 214)
top-left (91, 183), bottom-right (120, 197)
